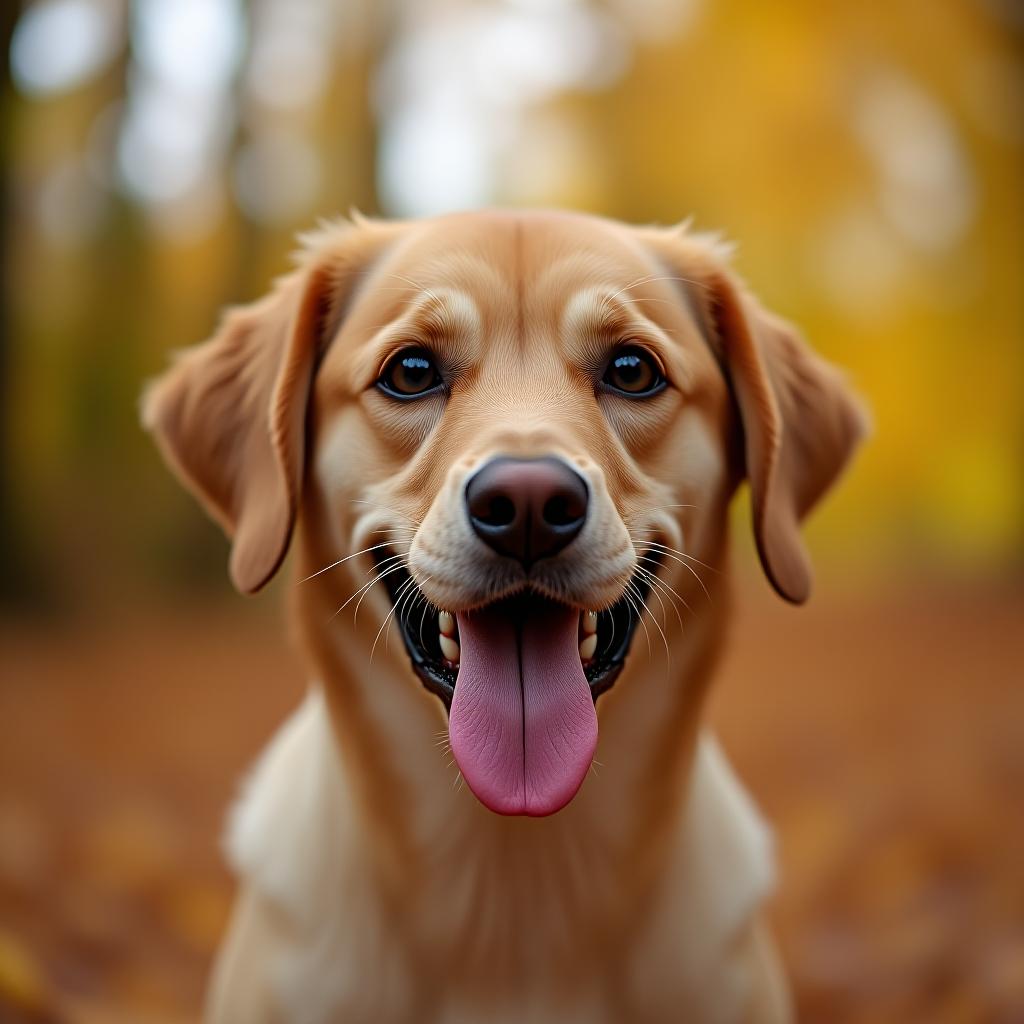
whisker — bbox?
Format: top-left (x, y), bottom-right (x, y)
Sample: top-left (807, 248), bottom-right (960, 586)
top-left (418, 587), bottom-right (440, 654)
top-left (620, 586), bottom-right (652, 661)
top-left (387, 576), bottom-right (418, 655)
top-left (297, 542), bottom-right (399, 584)
top-left (628, 504), bottom-right (698, 516)
top-left (370, 574), bottom-right (420, 664)
top-left (392, 575), bottom-right (428, 654)
top-left (359, 550), bottom-right (408, 574)
top-left (600, 602), bottom-right (618, 660)
top-left (644, 539), bottom-right (719, 574)
top-left (367, 530), bottom-right (418, 549)
top-left (633, 562), bottom-right (687, 633)
top-left (407, 581), bottom-right (432, 628)
top-left (629, 530), bottom-right (716, 595)
top-left (626, 578), bottom-right (670, 669)
top-left (635, 555), bottom-right (693, 610)
top-left (419, 601), bottom-right (430, 652)
top-left (633, 567), bottom-right (672, 630)
top-left (330, 559), bottom-right (407, 623)
top-left (352, 556), bottom-right (410, 623)
top-left (641, 543), bottom-right (714, 601)
top-left (350, 551), bottom-right (407, 590)
top-left (350, 499), bottom-right (421, 526)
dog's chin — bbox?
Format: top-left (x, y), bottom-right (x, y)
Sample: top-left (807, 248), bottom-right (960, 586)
top-left (372, 547), bottom-right (661, 711)
top-left (373, 548), bottom-right (661, 817)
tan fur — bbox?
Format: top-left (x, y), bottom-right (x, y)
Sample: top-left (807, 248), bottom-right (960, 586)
top-left (144, 210), bottom-right (865, 1023)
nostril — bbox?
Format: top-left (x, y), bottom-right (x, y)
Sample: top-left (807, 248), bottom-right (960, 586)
top-left (466, 456), bottom-right (588, 564)
top-left (542, 494), bottom-right (582, 527)
top-left (477, 494), bottom-right (516, 527)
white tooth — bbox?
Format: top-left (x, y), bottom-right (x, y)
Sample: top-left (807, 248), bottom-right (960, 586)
top-left (439, 634), bottom-right (460, 663)
top-left (438, 610), bottom-right (455, 637)
top-left (579, 633), bottom-right (597, 662)
top-left (582, 610), bottom-right (598, 635)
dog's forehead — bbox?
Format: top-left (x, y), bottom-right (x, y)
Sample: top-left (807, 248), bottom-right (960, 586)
top-left (369, 211), bottom-right (667, 318)
top-left (332, 211), bottom-right (711, 371)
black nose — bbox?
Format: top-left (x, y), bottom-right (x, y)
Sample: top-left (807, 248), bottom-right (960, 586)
top-left (465, 457), bottom-right (588, 567)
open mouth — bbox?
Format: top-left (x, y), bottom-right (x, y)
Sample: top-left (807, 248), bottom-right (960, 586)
top-left (373, 548), bottom-right (661, 817)
top-left (374, 548), bottom-right (660, 709)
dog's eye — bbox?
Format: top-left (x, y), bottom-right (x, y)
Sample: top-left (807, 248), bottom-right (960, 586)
top-left (602, 347), bottom-right (665, 396)
top-left (378, 348), bottom-right (443, 398)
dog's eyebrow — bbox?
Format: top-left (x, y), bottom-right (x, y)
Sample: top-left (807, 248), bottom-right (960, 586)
top-left (403, 287), bottom-right (481, 341)
top-left (562, 286), bottom-right (677, 343)
top-left (561, 286), bottom-right (694, 387)
top-left (348, 286), bottom-right (482, 386)
top-left (363, 285), bottom-right (481, 346)
top-left (561, 286), bottom-right (628, 337)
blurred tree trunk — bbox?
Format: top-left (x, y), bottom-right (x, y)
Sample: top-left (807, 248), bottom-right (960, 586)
top-left (0, 1), bottom-right (25, 605)
top-left (229, 1), bottom-right (382, 304)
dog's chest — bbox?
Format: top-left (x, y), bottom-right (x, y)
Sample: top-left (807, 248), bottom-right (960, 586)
top-left (227, 692), bottom-right (774, 1023)
top-left (269, 870), bottom-right (759, 1024)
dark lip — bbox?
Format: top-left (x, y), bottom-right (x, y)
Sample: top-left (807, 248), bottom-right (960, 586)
top-left (371, 548), bottom-right (662, 711)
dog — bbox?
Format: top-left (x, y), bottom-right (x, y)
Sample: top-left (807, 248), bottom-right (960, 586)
top-left (144, 209), bottom-right (865, 1023)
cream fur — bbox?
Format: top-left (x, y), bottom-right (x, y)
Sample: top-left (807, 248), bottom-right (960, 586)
top-left (219, 688), bottom-right (776, 1024)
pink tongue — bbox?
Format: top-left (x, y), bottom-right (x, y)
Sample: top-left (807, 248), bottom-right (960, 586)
top-left (449, 602), bottom-right (598, 816)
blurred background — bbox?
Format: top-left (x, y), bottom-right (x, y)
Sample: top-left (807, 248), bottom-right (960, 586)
top-left (0, 0), bottom-right (1021, 1020)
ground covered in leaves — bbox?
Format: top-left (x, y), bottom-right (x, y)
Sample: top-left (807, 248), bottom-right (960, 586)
top-left (1, 580), bottom-right (1022, 1022)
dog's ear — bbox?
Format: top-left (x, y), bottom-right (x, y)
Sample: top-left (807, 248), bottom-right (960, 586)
top-left (706, 268), bottom-right (868, 602)
top-left (142, 219), bottom-right (390, 593)
top-left (645, 230), bottom-right (868, 603)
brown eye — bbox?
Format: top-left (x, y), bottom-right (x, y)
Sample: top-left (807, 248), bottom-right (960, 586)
top-left (378, 348), bottom-right (443, 398)
top-left (602, 346), bottom-right (665, 396)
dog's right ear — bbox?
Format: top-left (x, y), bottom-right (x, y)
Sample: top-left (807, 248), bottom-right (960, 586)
top-left (142, 218), bottom-right (395, 594)
top-left (640, 225), bottom-right (868, 604)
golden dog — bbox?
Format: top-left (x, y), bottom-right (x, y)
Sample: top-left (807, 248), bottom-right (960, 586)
top-left (144, 210), bottom-right (865, 1023)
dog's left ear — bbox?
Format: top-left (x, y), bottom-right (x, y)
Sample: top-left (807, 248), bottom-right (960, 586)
top-left (644, 230), bottom-right (868, 603)
top-left (142, 219), bottom-right (393, 594)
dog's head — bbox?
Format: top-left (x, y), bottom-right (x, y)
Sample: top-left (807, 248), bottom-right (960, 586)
top-left (144, 210), bottom-right (865, 816)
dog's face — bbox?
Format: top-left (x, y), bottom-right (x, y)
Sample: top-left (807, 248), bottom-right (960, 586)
top-left (145, 210), bottom-right (865, 817)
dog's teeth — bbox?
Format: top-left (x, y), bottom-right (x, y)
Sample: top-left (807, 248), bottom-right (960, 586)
top-left (438, 610), bottom-right (456, 637)
top-left (582, 610), bottom-right (598, 636)
top-left (579, 633), bottom-right (598, 662)
top-left (439, 633), bottom-right (460, 663)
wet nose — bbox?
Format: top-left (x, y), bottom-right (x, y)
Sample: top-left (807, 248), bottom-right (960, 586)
top-left (465, 457), bottom-right (589, 567)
